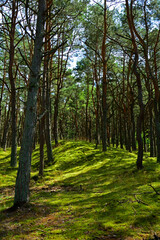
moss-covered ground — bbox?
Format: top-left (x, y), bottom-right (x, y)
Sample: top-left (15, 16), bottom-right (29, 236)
top-left (0, 141), bottom-right (160, 239)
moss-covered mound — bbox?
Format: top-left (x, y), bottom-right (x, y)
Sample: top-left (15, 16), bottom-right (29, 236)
top-left (0, 141), bottom-right (160, 239)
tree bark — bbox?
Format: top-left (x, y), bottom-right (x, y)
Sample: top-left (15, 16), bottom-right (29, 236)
top-left (154, 99), bottom-right (160, 163)
top-left (9, 0), bottom-right (18, 167)
top-left (45, 71), bottom-right (54, 163)
top-left (131, 103), bottom-right (136, 151)
top-left (44, 0), bottom-right (54, 163)
top-left (101, 0), bottom-right (107, 151)
top-left (1, 101), bottom-right (11, 151)
top-left (149, 105), bottom-right (154, 157)
top-left (14, 0), bottom-right (46, 206)
top-left (126, 0), bottom-right (144, 169)
top-left (39, 87), bottom-right (45, 176)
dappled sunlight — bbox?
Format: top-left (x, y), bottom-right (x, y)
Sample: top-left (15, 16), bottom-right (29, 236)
top-left (1, 141), bottom-right (160, 239)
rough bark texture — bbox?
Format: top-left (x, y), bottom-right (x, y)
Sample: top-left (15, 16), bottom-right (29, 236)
top-left (14, 0), bottom-right (46, 206)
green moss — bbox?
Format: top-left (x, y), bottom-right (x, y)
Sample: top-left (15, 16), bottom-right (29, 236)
top-left (1, 141), bottom-right (160, 239)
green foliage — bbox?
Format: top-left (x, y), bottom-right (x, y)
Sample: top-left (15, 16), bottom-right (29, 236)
top-left (1, 142), bottom-right (160, 239)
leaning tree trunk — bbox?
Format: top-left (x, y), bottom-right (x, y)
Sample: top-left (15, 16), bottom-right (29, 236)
top-left (14, 0), bottom-right (46, 206)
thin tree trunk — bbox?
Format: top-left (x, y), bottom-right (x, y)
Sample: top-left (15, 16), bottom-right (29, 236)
top-left (85, 77), bottom-right (89, 141)
top-left (45, 0), bottom-right (54, 163)
top-left (127, 122), bottom-right (131, 152)
top-left (9, 0), bottom-right (18, 167)
top-left (89, 113), bottom-right (92, 143)
top-left (1, 102), bottom-right (11, 151)
top-left (143, 121), bottom-right (147, 152)
top-left (131, 103), bottom-right (136, 151)
top-left (101, 0), bottom-right (107, 151)
top-left (39, 118), bottom-right (44, 176)
top-left (54, 91), bottom-right (59, 146)
top-left (45, 73), bottom-right (54, 163)
top-left (39, 86), bottom-right (45, 176)
top-left (119, 113), bottom-right (123, 149)
top-left (149, 106), bottom-right (154, 157)
top-left (155, 99), bottom-right (160, 163)
top-left (0, 82), bottom-right (4, 147)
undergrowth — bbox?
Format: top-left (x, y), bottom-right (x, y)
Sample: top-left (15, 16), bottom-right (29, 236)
top-left (0, 141), bottom-right (160, 239)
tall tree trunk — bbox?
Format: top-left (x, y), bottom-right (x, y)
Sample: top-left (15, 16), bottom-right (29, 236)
top-left (14, 0), bottom-right (46, 206)
top-left (9, 0), bottom-right (18, 167)
top-left (95, 71), bottom-right (100, 148)
top-left (126, 0), bottom-right (144, 169)
top-left (45, 70), bottom-right (54, 163)
top-left (101, 0), bottom-right (107, 151)
top-left (45, 0), bottom-right (54, 163)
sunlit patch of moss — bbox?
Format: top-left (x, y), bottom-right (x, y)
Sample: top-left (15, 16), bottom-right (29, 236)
top-left (1, 141), bottom-right (160, 239)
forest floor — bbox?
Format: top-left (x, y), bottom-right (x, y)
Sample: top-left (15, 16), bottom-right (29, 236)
top-left (0, 141), bottom-right (160, 240)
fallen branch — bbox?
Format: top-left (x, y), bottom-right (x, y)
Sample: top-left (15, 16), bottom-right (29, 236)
top-left (149, 184), bottom-right (160, 195)
top-left (134, 194), bottom-right (148, 205)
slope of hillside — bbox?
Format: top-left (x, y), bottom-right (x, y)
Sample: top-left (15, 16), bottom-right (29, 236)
top-left (0, 141), bottom-right (160, 239)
